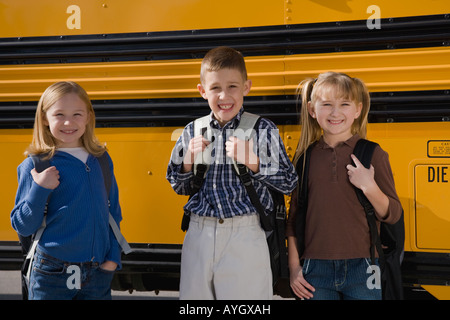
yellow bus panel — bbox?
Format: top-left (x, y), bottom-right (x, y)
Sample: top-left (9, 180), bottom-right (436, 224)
top-left (1, 0), bottom-right (448, 38)
top-left (1, 47), bottom-right (449, 102)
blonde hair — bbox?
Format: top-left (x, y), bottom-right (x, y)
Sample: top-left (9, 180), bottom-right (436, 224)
top-left (26, 81), bottom-right (106, 158)
top-left (200, 46), bottom-right (247, 83)
top-left (293, 71), bottom-right (370, 165)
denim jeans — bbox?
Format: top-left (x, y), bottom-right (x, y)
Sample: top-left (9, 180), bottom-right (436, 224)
top-left (29, 249), bottom-right (115, 300)
top-left (303, 258), bottom-right (381, 300)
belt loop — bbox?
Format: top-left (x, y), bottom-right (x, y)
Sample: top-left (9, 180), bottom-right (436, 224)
top-left (197, 214), bottom-right (204, 230)
top-left (229, 215), bottom-right (235, 232)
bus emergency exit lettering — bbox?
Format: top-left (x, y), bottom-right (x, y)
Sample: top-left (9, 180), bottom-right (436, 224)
top-left (428, 166), bottom-right (448, 183)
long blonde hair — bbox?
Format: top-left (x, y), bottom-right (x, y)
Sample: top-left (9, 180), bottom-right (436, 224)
top-left (26, 81), bottom-right (106, 158)
top-left (293, 71), bottom-right (370, 165)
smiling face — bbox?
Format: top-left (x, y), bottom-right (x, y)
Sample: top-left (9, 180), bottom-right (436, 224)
top-left (308, 93), bottom-right (362, 147)
top-left (43, 93), bottom-right (90, 148)
top-left (198, 68), bottom-right (251, 127)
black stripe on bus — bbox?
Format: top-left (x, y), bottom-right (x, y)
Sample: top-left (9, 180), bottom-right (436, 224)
top-left (0, 13), bottom-right (449, 65)
top-left (0, 90), bottom-right (449, 129)
top-left (402, 251), bottom-right (450, 288)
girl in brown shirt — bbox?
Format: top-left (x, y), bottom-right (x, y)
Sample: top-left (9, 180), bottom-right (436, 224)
top-left (286, 72), bottom-right (402, 300)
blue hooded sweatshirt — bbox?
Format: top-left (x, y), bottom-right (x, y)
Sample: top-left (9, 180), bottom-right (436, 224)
top-left (11, 151), bottom-right (122, 268)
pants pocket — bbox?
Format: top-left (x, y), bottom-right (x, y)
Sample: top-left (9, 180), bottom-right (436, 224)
top-left (33, 253), bottom-right (66, 276)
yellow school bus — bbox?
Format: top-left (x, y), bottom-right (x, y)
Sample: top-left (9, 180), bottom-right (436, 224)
top-left (1, 0), bottom-right (449, 299)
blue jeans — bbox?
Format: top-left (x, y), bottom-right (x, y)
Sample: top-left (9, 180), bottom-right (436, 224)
top-left (29, 249), bottom-right (115, 300)
top-left (303, 258), bottom-right (381, 300)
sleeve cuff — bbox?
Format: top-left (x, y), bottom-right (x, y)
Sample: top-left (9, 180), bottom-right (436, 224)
top-left (26, 181), bottom-right (53, 210)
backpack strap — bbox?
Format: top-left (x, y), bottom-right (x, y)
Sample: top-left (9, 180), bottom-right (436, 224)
top-left (181, 115), bottom-right (210, 231)
top-left (230, 112), bottom-right (289, 279)
top-left (232, 112), bottom-right (260, 138)
top-left (192, 115), bottom-right (210, 202)
top-left (97, 152), bottom-right (132, 254)
top-left (294, 143), bottom-right (314, 260)
top-left (29, 154), bottom-right (51, 236)
top-left (193, 115), bottom-right (211, 178)
top-left (97, 152), bottom-right (112, 198)
top-left (230, 112), bottom-right (260, 176)
top-left (24, 154), bottom-right (51, 287)
top-left (352, 139), bottom-right (384, 266)
top-left (226, 113), bottom-right (272, 230)
top-left (30, 154), bottom-right (51, 174)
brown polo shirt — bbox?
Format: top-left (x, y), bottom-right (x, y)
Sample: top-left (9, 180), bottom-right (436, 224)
top-left (286, 135), bottom-right (402, 260)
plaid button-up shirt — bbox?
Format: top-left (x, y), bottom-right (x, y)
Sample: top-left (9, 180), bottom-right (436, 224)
top-left (167, 108), bottom-right (298, 219)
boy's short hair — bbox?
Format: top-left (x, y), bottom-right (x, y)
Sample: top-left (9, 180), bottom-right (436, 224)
top-left (200, 46), bottom-right (247, 83)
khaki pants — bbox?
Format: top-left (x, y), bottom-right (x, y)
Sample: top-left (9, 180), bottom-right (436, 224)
top-left (179, 213), bottom-right (273, 300)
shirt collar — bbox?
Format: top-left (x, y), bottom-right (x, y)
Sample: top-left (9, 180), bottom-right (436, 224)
top-left (318, 134), bottom-right (361, 149)
top-left (209, 107), bottom-right (245, 130)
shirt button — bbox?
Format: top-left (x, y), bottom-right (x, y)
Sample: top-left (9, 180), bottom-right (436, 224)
top-left (219, 219), bottom-right (224, 224)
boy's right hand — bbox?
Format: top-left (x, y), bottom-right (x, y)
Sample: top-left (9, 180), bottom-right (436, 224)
top-left (30, 166), bottom-right (60, 190)
top-left (182, 135), bottom-right (210, 172)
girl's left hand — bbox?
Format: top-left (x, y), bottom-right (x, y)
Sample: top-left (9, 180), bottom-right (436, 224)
top-left (100, 260), bottom-right (117, 271)
top-left (346, 154), bottom-right (376, 192)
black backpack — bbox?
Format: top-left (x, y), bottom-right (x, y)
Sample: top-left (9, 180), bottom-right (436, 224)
top-left (295, 138), bottom-right (405, 300)
top-left (180, 112), bottom-right (290, 294)
top-left (18, 152), bottom-right (131, 300)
